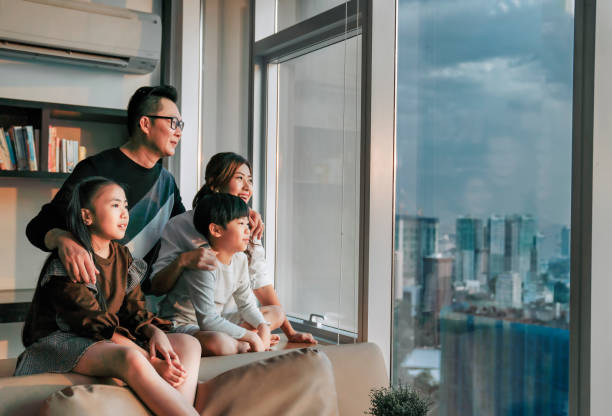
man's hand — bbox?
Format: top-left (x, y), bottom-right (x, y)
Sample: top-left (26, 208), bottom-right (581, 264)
top-left (287, 331), bottom-right (317, 344)
top-left (249, 209), bottom-right (264, 241)
top-left (179, 247), bottom-right (217, 271)
top-left (56, 231), bottom-right (99, 284)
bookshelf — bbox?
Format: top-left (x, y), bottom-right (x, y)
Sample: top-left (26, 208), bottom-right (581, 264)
top-left (0, 98), bottom-right (128, 293)
top-left (0, 170), bottom-right (69, 179)
top-left (0, 97), bottom-right (127, 174)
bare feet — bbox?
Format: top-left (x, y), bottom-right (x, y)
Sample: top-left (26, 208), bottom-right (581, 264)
top-left (237, 341), bottom-right (251, 354)
top-left (150, 357), bottom-right (187, 388)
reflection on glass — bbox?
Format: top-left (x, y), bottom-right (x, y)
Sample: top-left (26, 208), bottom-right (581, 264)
top-left (255, 0), bottom-right (347, 41)
top-left (392, 1), bottom-right (574, 415)
top-left (277, 0), bottom-right (347, 32)
top-left (275, 36), bottom-right (361, 333)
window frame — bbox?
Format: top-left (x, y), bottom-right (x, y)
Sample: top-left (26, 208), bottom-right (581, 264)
top-left (248, 0), bottom-right (375, 344)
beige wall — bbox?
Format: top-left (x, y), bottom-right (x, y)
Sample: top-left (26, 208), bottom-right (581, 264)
top-left (0, 0), bottom-right (161, 290)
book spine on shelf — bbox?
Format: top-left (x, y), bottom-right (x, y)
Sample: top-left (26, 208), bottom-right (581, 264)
top-left (11, 127), bottom-right (28, 171)
top-left (34, 128), bottom-right (40, 169)
top-left (0, 129), bottom-right (6, 170)
top-left (66, 139), bottom-right (77, 173)
top-left (3, 130), bottom-right (17, 169)
top-left (0, 128), bottom-right (13, 170)
top-left (48, 126), bottom-right (57, 172)
top-left (24, 126), bottom-right (38, 171)
top-left (55, 135), bottom-right (60, 173)
top-left (61, 138), bottom-right (67, 173)
top-left (78, 145), bottom-right (86, 162)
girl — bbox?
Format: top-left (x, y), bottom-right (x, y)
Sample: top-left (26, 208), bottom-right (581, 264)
top-left (151, 152), bottom-right (316, 355)
top-left (15, 177), bottom-right (201, 416)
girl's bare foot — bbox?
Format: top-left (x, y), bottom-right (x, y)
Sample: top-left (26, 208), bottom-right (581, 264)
top-left (150, 357), bottom-right (187, 387)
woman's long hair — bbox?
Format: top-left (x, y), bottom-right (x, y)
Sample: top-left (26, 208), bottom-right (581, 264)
top-left (192, 152), bottom-right (251, 208)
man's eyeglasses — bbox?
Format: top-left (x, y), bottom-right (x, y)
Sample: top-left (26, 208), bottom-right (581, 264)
top-left (145, 115), bottom-right (185, 131)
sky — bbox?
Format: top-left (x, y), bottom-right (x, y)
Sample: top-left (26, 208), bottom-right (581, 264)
top-left (395, 0), bottom-right (575, 232)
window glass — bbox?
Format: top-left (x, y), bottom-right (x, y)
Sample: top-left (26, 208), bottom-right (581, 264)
top-left (255, 0), bottom-right (348, 40)
top-left (274, 36), bottom-right (361, 333)
top-left (392, 1), bottom-right (574, 414)
top-left (277, 0), bottom-right (347, 32)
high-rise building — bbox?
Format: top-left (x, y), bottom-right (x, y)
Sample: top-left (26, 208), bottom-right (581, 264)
top-left (488, 215), bottom-right (505, 281)
top-left (395, 215), bottom-right (438, 289)
top-left (420, 253), bottom-right (453, 346)
top-left (495, 271), bottom-right (522, 309)
top-left (560, 226), bottom-right (570, 258)
top-left (455, 216), bottom-right (484, 284)
top-left (505, 214), bottom-right (537, 283)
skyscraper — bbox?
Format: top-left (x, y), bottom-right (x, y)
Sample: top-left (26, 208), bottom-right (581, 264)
top-left (420, 253), bottom-right (453, 345)
top-left (395, 214), bottom-right (439, 289)
top-left (488, 215), bottom-right (505, 282)
top-left (455, 216), bottom-right (484, 284)
top-left (495, 271), bottom-right (522, 309)
top-left (505, 214), bottom-right (537, 284)
top-left (560, 226), bottom-right (570, 258)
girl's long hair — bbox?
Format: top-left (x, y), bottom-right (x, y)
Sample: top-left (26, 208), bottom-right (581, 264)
top-left (66, 176), bottom-right (122, 255)
top-left (192, 152), bottom-right (251, 208)
top-left (22, 176), bottom-right (122, 346)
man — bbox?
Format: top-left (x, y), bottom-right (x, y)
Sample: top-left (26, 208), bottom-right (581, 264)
top-left (26, 85), bottom-right (219, 287)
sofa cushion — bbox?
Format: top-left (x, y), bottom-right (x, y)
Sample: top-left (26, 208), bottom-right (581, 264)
top-left (195, 348), bottom-right (339, 416)
top-left (39, 385), bottom-right (150, 416)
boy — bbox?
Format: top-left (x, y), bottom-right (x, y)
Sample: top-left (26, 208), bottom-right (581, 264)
top-left (157, 193), bottom-right (282, 355)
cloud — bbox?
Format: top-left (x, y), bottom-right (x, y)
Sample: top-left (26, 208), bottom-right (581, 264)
top-left (395, 0), bottom-right (574, 227)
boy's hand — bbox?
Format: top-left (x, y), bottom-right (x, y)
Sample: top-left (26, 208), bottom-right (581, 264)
top-left (241, 331), bottom-right (265, 352)
top-left (179, 247), bottom-right (217, 271)
top-left (257, 323), bottom-right (272, 350)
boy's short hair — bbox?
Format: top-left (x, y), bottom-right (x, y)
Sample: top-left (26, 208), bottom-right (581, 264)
top-left (193, 193), bottom-right (250, 240)
top-left (127, 85), bottom-right (178, 136)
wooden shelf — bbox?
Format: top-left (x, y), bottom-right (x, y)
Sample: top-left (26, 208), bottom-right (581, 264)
top-left (0, 97), bottom-right (126, 125)
top-left (0, 170), bottom-right (69, 179)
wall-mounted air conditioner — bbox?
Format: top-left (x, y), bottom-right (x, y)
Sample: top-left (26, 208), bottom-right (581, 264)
top-left (0, 0), bottom-right (161, 74)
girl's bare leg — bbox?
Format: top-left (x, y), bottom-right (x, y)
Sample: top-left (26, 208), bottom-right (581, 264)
top-left (73, 342), bottom-right (198, 416)
top-left (193, 330), bottom-right (250, 356)
top-left (165, 333), bottom-right (201, 404)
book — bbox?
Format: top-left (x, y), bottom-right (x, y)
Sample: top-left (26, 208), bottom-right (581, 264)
top-left (61, 138), bottom-right (67, 173)
top-left (67, 139), bottom-right (78, 173)
top-left (0, 129), bottom-right (6, 170)
top-left (4, 130), bottom-right (17, 169)
top-left (24, 126), bottom-right (38, 171)
top-left (78, 145), bottom-right (86, 162)
top-left (0, 128), bottom-right (14, 170)
top-left (48, 126), bottom-right (57, 172)
top-left (34, 128), bottom-right (40, 169)
top-left (11, 126), bottom-right (28, 171)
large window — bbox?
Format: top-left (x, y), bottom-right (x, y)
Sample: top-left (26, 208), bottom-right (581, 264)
top-left (254, 1), bottom-right (363, 339)
top-left (392, 1), bottom-right (574, 414)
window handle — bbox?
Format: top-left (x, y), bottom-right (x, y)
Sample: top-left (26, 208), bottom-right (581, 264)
top-left (308, 313), bottom-right (326, 328)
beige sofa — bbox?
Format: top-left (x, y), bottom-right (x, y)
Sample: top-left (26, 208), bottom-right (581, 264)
top-left (0, 342), bottom-right (387, 415)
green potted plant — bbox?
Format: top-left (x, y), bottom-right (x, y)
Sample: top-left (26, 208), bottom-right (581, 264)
top-left (367, 385), bottom-right (432, 416)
